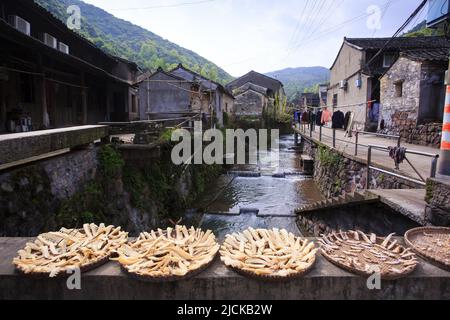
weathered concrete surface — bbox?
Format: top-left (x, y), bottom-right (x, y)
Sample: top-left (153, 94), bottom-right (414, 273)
top-left (1, 238), bottom-right (449, 300)
top-left (0, 125), bottom-right (108, 166)
top-left (369, 189), bottom-right (429, 226)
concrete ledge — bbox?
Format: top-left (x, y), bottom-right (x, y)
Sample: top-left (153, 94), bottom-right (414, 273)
top-left (368, 189), bottom-right (429, 226)
top-left (1, 238), bottom-right (448, 300)
top-left (0, 126), bottom-right (108, 166)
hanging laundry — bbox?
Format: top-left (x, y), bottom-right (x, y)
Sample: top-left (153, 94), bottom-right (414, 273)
top-left (310, 111), bottom-right (316, 130)
top-left (332, 110), bottom-right (345, 129)
top-left (321, 108), bottom-right (332, 126)
top-left (388, 146), bottom-right (407, 166)
top-left (369, 102), bottom-right (380, 123)
top-left (315, 110), bottom-right (323, 126)
top-left (301, 111), bottom-right (309, 123)
top-left (344, 111), bottom-right (352, 130)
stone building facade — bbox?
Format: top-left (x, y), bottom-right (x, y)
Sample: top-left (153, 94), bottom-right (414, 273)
top-left (379, 50), bottom-right (447, 148)
top-left (232, 83), bottom-right (269, 116)
top-left (233, 89), bottom-right (268, 116)
top-left (328, 36), bottom-right (450, 131)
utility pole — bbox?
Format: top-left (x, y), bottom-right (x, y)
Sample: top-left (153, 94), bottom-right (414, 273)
top-left (438, 56), bottom-right (450, 176)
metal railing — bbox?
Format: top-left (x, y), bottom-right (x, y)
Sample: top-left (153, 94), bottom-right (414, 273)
top-left (312, 125), bottom-right (401, 156)
top-left (354, 131), bottom-right (401, 157)
top-left (293, 124), bottom-right (440, 186)
top-left (366, 144), bottom-right (439, 188)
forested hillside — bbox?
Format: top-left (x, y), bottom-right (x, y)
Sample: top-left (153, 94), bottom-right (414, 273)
top-left (265, 67), bottom-right (330, 100)
top-left (34, 0), bottom-right (233, 84)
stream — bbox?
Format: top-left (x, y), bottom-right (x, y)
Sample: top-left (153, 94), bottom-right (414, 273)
top-left (189, 135), bottom-right (324, 240)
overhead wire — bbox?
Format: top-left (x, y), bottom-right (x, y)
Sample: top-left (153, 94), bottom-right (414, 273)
top-left (294, 0), bottom-right (321, 46)
top-left (296, 0), bottom-right (329, 46)
top-left (287, 0), bottom-right (311, 50)
top-left (304, 0), bottom-right (345, 43)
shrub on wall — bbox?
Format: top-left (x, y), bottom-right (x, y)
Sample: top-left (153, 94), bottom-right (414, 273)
top-left (98, 145), bottom-right (125, 178)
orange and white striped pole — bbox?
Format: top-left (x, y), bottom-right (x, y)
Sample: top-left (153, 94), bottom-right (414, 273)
top-left (438, 85), bottom-right (450, 176)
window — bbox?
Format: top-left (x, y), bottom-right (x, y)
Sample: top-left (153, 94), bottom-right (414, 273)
top-left (19, 73), bottom-right (35, 103)
top-left (383, 53), bottom-right (396, 68)
top-left (131, 94), bottom-right (137, 113)
top-left (394, 80), bottom-right (403, 98)
top-left (333, 94), bottom-right (338, 107)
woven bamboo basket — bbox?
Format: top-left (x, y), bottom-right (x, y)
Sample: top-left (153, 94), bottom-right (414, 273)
top-left (220, 228), bottom-right (318, 282)
top-left (118, 227), bottom-right (219, 283)
top-left (405, 226), bottom-right (450, 272)
top-left (14, 226), bottom-right (126, 278)
top-left (319, 231), bottom-right (418, 280)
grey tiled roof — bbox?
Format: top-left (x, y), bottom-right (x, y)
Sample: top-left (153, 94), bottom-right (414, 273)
top-left (401, 48), bottom-right (449, 61)
top-left (345, 36), bottom-right (450, 51)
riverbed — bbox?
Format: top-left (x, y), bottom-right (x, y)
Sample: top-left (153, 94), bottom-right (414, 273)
top-left (192, 135), bottom-right (324, 240)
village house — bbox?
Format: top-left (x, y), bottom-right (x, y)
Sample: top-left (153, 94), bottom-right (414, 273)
top-left (327, 36), bottom-right (450, 131)
top-left (137, 64), bottom-right (234, 126)
top-left (379, 47), bottom-right (448, 147)
top-left (232, 83), bottom-right (270, 116)
top-left (299, 92), bottom-right (320, 109)
top-left (137, 67), bottom-right (205, 121)
top-left (319, 83), bottom-right (328, 106)
top-left (169, 64), bottom-right (234, 126)
top-left (0, 0), bottom-right (140, 134)
top-left (226, 70), bottom-right (285, 117)
top-left (226, 70), bottom-right (285, 100)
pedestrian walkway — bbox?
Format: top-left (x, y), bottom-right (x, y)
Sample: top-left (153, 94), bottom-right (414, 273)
top-left (296, 126), bottom-right (441, 182)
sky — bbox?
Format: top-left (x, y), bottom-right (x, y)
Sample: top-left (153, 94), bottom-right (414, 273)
top-left (81, 0), bottom-right (426, 77)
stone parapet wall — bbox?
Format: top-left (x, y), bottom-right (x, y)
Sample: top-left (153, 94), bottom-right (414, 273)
top-left (379, 122), bottom-right (442, 148)
top-left (1, 237), bottom-right (448, 300)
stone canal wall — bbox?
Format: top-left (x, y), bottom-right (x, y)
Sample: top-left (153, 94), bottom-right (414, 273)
top-left (0, 147), bottom-right (98, 236)
top-left (0, 143), bottom-right (221, 237)
top-left (425, 178), bottom-right (450, 226)
top-left (301, 137), bottom-right (422, 198)
top-left (297, 201), bottom-right (420, 237)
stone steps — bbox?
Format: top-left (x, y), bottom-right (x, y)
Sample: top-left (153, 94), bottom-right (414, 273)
top-left (295, 191), bottom-right (379, 214)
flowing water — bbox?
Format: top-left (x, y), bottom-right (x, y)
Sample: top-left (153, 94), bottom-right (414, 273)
top-left (191, 135), bottom-right (324, 240)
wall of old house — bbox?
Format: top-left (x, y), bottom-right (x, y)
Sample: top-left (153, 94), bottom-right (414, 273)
top-left (0, 71), bottom-right (45, 131)
top-left (379, 57), bottom-right (445, 148)
top-left (380, 57), bottom-right (421, 130)
top-left (418, 61), bottom-right (446, 123)
top-left (234, 90), bottom-right (267, 116)
top-left (327, 44), bottom-right (369, 127)
top-left (0, 0), bottom-right (137, 130)
top-left (139, 72), bottom-right (191, 120)
top-left (222, 94), bottom-right (234, 114)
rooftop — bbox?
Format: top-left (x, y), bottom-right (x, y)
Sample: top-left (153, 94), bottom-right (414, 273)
top-left (345, 36), bottom-right (450, 51)
top-left (401, 47), bottom-right (450, 62)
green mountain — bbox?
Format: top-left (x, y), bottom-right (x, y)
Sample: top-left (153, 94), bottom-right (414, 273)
top-left (34, 0), bottom-right (233, 84)
top-left (265, 67), bottom-right (330, 101)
